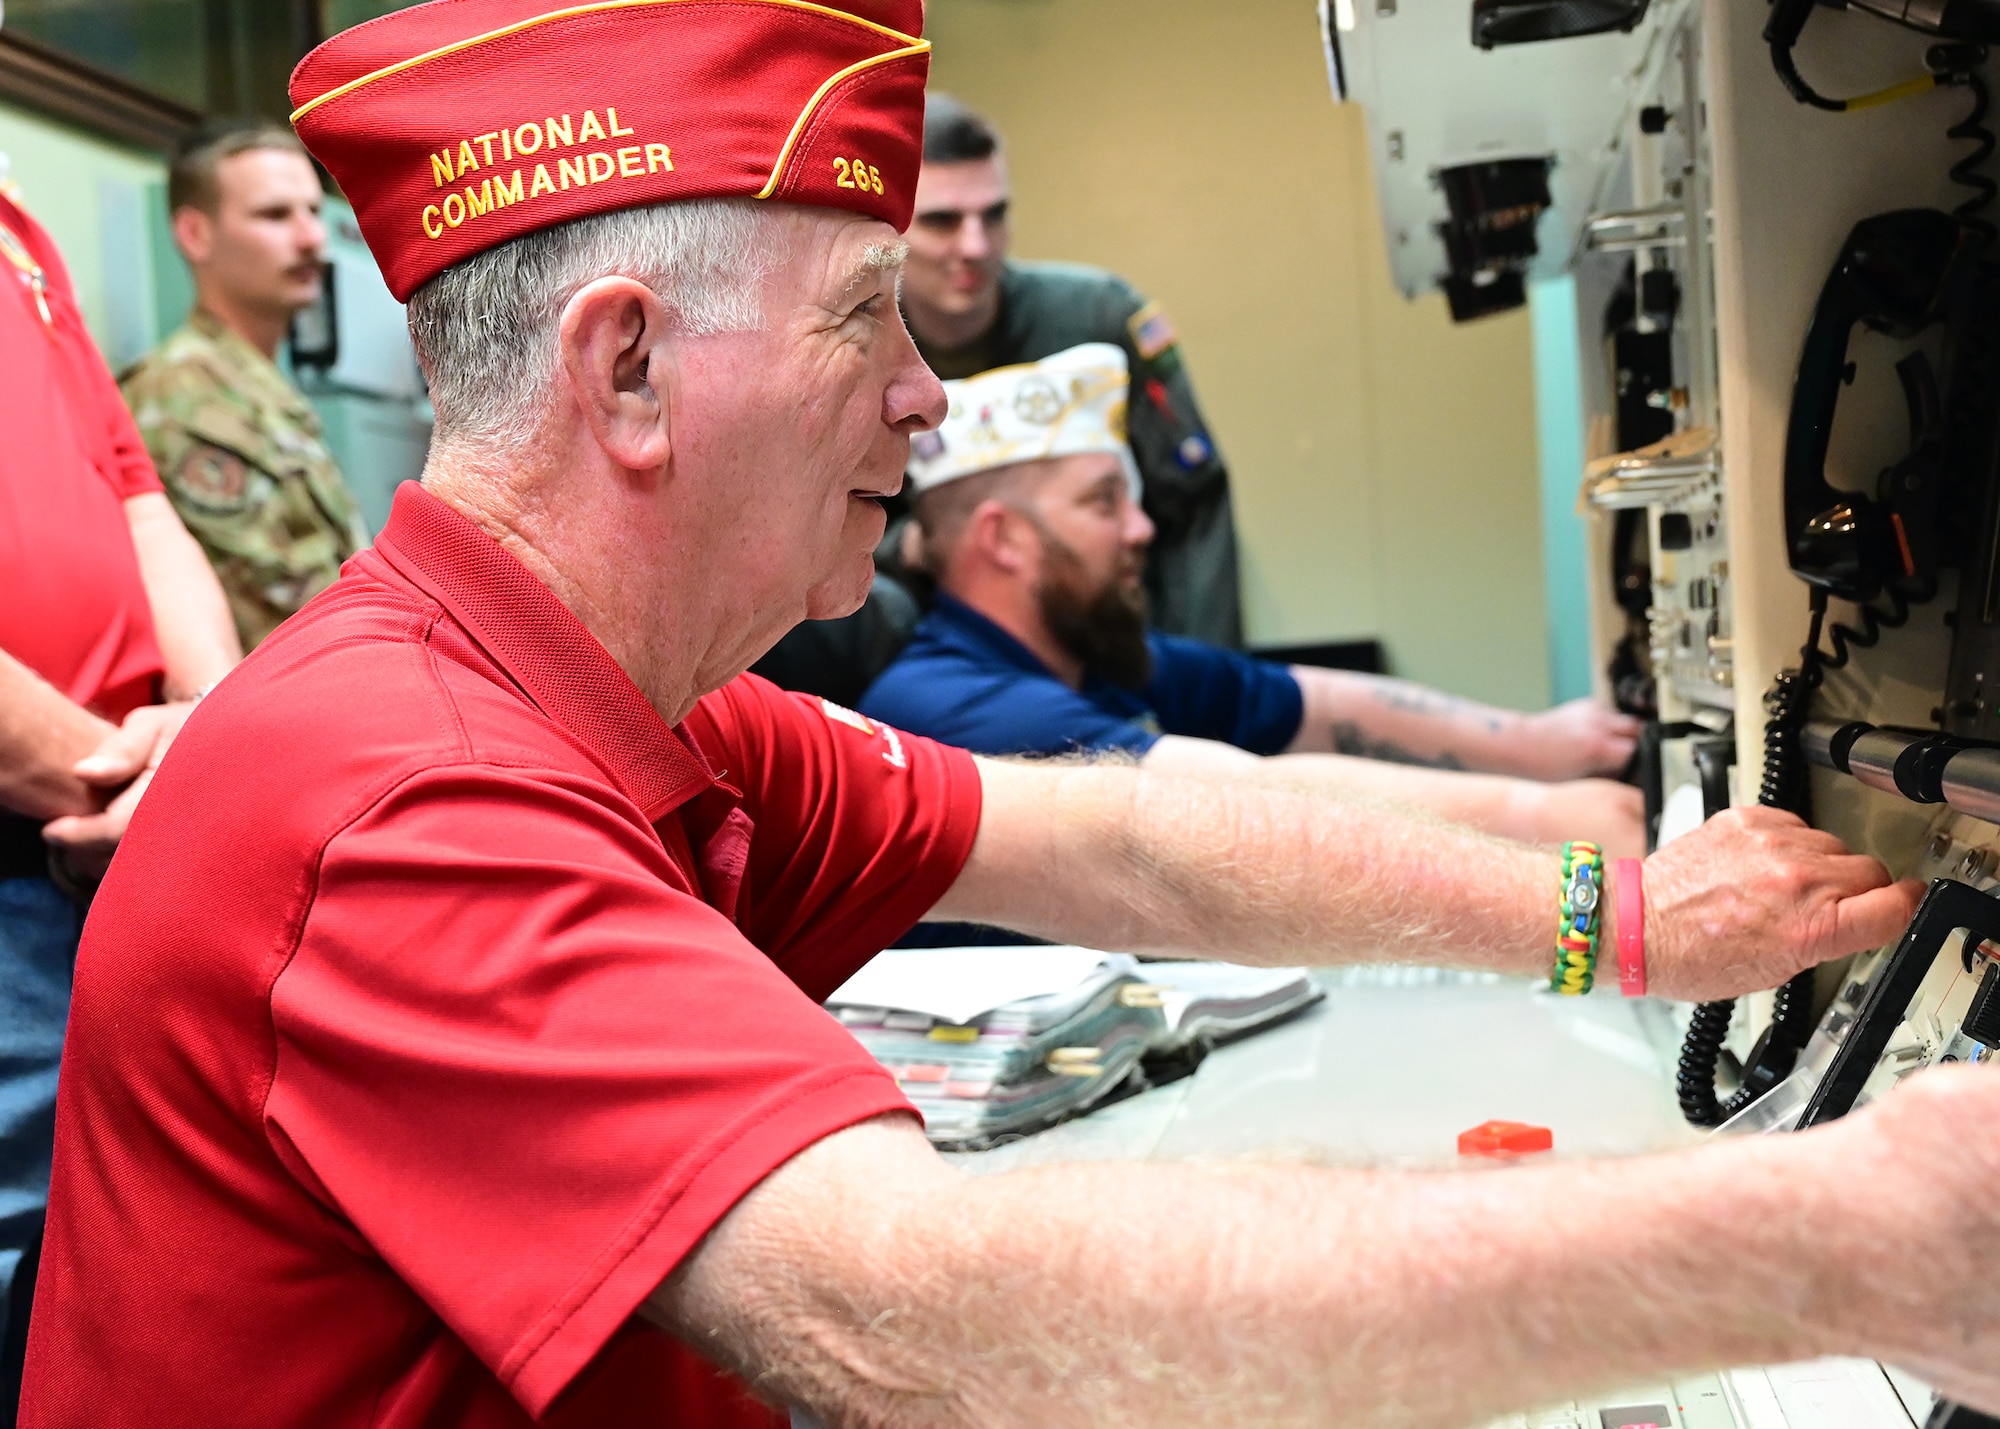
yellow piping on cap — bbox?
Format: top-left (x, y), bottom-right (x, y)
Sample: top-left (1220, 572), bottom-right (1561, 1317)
top-left (754, 41), bottom-right (929, 201)
top-left (291, 0), bottom-right (921, 124)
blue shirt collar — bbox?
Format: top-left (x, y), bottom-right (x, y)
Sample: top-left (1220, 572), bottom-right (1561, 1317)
top-left (919, 591), bottom-right (1068, 678)
top-left (919, 591), bottom-right (1155, 710)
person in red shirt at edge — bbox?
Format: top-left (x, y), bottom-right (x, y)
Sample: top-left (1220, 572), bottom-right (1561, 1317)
top-left (21, 4), bottom-right (2000, 1427)
top-left (0, 177), bottom-right (239, 1405)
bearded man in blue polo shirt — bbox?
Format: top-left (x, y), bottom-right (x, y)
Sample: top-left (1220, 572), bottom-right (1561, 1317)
top-left (860, 344), bottom-right (1645, 854)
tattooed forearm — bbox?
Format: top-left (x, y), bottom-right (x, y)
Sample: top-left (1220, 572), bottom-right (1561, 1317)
top-left (1329, 722), bottom-right (1468, 770)
top-left (1367, 679), bottom-right (1507, 734)
top-left (1289, 668), bottom-right (1539, 773)
top-left (1294, 670), bottom-right (1630, 781)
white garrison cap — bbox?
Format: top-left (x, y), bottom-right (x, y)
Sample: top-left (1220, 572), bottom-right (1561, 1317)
top-left (906, 342), bottom-right (1141, 496)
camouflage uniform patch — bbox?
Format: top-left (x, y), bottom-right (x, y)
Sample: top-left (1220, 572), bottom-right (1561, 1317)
top-left (177, 446), bottom-right (250, 509)
top-left (122, 309), bottom-right (371, 650)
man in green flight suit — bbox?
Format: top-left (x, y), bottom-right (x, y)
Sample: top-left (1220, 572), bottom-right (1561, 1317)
top-left (900, 95), bottom-right (1243, 649)
top-left (122, 121), bottom-right (368, 651)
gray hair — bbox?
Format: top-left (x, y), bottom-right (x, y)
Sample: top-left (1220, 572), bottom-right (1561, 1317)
top-left (407, 198), bottom-right (785, 448)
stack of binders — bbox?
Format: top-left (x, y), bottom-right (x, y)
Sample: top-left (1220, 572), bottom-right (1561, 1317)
top-left (828, 948), bottom-right (1322, 1149)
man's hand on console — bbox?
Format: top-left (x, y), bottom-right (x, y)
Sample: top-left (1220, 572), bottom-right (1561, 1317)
top-left (1633, 804), bottom-right (1923, 1002)
top-left (1513, 776), bottom-right (1646, 860)
top-left (41, 701), bottom-right (200, 883)
top-left (1288, 672), bottom-right (1641, 784)
top-left (1515, 697), bottom-right (1643, 781)
top-left (1835, 1062), bottom-right (2000, 1412)
top-left (941, 760), bottom-right (1915, 1005)
top-left (662, 794), bottom-right (1980, 1429)
top-left (650, 1056), bottom-right (2000, 1427)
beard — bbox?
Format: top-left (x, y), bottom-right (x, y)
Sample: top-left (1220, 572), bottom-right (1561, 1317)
top-left (1033, 529), bottom-right (1153, 690)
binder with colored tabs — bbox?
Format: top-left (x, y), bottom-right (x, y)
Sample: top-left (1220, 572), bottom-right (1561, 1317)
top-left (827, 949), bottom-right (1321, 1148)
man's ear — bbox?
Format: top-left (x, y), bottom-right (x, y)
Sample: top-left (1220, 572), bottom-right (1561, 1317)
top-left (171, 207), bottom-right (213, 266)
top-left (558, 276), bottom-right (673, 473)
top-left (973, 499), bottom-right (1036, 576)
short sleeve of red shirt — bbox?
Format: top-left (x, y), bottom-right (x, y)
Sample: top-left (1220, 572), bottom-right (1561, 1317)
top-left (0, 193), bottom-right (164, 719)
top-left (264, 680), bottom-right (979, 1418)
top-left (682, 677), bottom-right (982, 1000)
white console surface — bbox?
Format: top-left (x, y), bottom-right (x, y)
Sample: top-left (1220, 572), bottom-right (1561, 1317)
top-left (951, 966), bottom-right (1697, 1174)
top-left (949, 967), bottom-right (1927, 1428)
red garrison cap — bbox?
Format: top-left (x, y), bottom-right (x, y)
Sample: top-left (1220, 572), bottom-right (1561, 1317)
top-left (290, 0), bottom-right (930, 301)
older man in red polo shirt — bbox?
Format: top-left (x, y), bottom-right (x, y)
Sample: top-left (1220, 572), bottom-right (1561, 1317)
top-left (23, 4), bottom-right (2000, 1427)
top-left (0, 179), bottom-right (237, 1404)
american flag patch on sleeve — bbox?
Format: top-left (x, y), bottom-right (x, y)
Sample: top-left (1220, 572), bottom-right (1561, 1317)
top-left (1127, 300), bottom-right (1179, 362)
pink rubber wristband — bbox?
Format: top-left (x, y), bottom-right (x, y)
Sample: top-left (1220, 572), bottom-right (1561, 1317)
top-left (1615, 858), bottom-right (1646, 997)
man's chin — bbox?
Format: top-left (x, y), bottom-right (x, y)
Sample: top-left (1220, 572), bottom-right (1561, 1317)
top-left (802, 558), bottom-right (876, 623)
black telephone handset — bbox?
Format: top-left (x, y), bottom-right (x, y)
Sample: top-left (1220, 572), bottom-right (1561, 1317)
top-left (1680, 212), bottom-right (1972, 1131)
top-left (1764, 0), bottom-right (2000, 111)
top-left (1767, 0), bottom-right (2000, 51)
top-left (1784, 209), bottom-right (1971, 602)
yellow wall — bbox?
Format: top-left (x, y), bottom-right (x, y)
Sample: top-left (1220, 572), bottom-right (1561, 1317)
top-left (927, 0), bottom-right (1551, 708)
top-left (0, 102), bottom-right (175, 362)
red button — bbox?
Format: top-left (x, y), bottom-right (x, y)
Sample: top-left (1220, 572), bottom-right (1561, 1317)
top-left (1457, 1120), bottom-right (1554, 1158)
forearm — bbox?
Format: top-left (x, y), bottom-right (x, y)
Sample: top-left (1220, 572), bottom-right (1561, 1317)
top-left (125, 493), bottom-right (240, 698)
top-left (662, 1121), bottom-right (1856, 1429)
top-left (1140, 739), bottom-right (1641, 859)
top-left (1149, 735), bottom-right (1526, 828)
top-left (1254, 752), bottom-right (1561, 842)
top-left (1291, 668), bottom-right (1532, 775)
top-left (937, 759), bottom-right (1562, 973)
top-left (0, 648), bottom-right (116, 820)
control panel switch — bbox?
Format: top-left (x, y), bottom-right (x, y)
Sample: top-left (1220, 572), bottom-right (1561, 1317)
top-left (1960, 962), bottom-right (2000, 1050)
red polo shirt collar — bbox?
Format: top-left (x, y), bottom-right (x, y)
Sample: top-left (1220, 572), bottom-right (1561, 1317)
top-left (371, 481), bottom-right (720, 822)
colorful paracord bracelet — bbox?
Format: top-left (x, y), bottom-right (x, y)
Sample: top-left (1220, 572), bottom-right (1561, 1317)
top-left (1551, 840), bottom-right (1604, 996)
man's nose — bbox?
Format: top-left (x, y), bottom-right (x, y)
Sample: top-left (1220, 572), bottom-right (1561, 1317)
top-left (888, 338), bottom-right (948, 433)
top-left (1127, 502), bottom-right (1156, 548)
top-left (958, 215), bottom-right (992, 260)
top-left (298, 210), bottom-right (328, 256)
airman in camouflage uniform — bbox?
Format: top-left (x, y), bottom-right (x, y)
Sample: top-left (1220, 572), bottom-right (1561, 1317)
top-left (899, 97), bottom-right (1242, 646)
top-left (121, 309), bottom-right (368, 650)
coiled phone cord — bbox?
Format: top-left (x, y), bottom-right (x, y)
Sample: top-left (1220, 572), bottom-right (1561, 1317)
top-left (1943, 63), bottom-right (1997, 245)
top-left (1821, 579), bottom-right (1929, 671)
top-left (1676, 574), bottom-right (1936, 1127)
top-left (1676, 601), bottom-right (1827, 1127)
top-left (1681, 33), bottom-right (1993, 1128)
